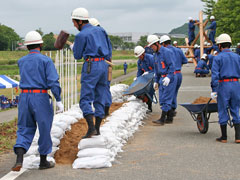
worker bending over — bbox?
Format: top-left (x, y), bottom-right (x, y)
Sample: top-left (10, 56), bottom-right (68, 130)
top-left (194, 54), bottom-right (209, 77)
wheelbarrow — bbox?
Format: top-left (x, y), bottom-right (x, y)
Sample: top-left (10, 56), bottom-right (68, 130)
top-left (123, 72), bottom-right (158, 104)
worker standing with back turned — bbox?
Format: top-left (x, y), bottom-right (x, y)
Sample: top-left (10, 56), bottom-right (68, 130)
top-left (147, 35), bottom-right (176, 126)
top-left (71, 8), bottom-right (112, 138)
top-left (12, 31), bottom-right (63, 171)
top-left (211, 33), bottom-right (240, 143)
top-left (206, 16), bottom-right (217, 44)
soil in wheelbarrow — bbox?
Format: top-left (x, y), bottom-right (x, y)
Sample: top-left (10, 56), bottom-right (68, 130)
top-left (192, 96), bottom-right (217, 104)
top-left (54, 102), bottom-right (124, 164)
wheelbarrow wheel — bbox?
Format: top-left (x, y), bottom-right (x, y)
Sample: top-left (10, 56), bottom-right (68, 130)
top-left (196, 113), bottom-right (208, 134)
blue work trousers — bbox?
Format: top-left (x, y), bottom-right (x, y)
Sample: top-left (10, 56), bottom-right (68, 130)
top-left (14, 93), bottom-right (53, 155)
top-left (209, 31), bottom-right (216, 44)
top-left (104, 80), bottom-right (112, 107)
top-left (217, 81), bottom-right (240, 125)
top-left (172, 73), bottom-right (182, 109)
top-left (188, 32), bottom-right (195, 45)
top-left (80, 61), bottom-right (107, 118)
top-left (159, 76), bottom-right (177, 112)
top-left (194, 69), bottom-right (209, 75)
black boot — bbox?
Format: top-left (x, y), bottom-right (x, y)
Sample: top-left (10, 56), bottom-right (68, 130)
top-left (172, 108), bottom-right (177, 117)
top-left (104, 106), bottom-right (110, 117)
top-left (39, 155), bottom-right (55, 170)
top-left (12, 147), bottom-right (26, 171)
top-left (147, 102), bottom-right (152, 114)
top-left (216, 125), bottom-right (227, 143)
top-left (95, 117), bottom-right (103, 135)
top-left (234, 124), bottom-right (240, 143)
top-left (152, 111), bottom-right (167, 126)
top-left (165, 109), bottom-right (174, 124)
top-left (82, 115), bottom-right (97, 139)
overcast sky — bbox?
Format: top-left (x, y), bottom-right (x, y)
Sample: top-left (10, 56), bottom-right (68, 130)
top-left (0, 0), bottom-right (205, 37)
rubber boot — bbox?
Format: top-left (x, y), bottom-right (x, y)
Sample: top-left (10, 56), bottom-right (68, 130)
top-left (165, 109), bottom-right (174, 124)
top-left (104, 106), bottom-right (110, 117)
top-left (234, 124), bottom-right (240, 143)
top-left (95, 117), bottom-right (103, 135)
top-left (172, 108), bottom-right (177, 117)
top-left (152, 111), bottom-right (167, 126)
top-left (39, 155), bottom-right (55, 170)
top-left (147, 101), bottom-right (152, 114)
top-left (216, 125), bottom-right (227, 143)
top-left (12, 147), bottom-right (26, 171)
top-left (82, 115), bottom-right (97, 139)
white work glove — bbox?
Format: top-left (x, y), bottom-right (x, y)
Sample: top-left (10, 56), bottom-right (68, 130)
top-left (154, 82), bottom-right (159, 91)
top-left (70, 43), bottom-right (74, 51)
top-left (142, 72), bottom-right (149, 76)
top-left (162, 77), bottom-right (170, 86)
top-left (133, 77), bottom-right (137, 81)
top-left (211, 92), bottom-right (217, 99)
top-left (56, 101), bottom-right (64, 113)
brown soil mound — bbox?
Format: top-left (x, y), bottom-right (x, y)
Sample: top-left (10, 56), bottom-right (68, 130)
top-left (54, 102), bottom-right (124, 164)
top-left (192, 96), bottom-right (217, 104)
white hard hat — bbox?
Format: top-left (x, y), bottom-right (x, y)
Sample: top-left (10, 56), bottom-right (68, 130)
top-left (194, 44), bottom-right (198, 48)
top-left (71, 7), bottom-right (89, 20)
top-left (160, 35), bottom-right (171, 44)
top-left (147, 35), bottom-right (159, 47)
top-left (201, 54), bottom-right (207, 60)
top-left (204, 41), bottom-right (208, 46)
top-left (89, 18), bottom-right (100, 26)
top-left (207, 42), bottom-right (211, 46)
top-left (213, 51), bottom-right (218, 55)
top-left (210, 16), bottom-right (215, 20)
top-left (216, 33), bottom-right (232, 44)
top-left (134, 46), bottom-right (145, 57)
top-left (173, 41), bottom-right (177, 44)
top-left (188, 17), bottom-right (193, 21)
top-left (198, 45), bottom-right (201, 48)
top-left (237, 43), bottom-right (240, 46)
top-left (24, 31), bottom-right (43, 46)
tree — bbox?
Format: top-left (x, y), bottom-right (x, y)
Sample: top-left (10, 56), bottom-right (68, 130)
top-left (0, 24), bottom-right (20, 50)
top-left (109, 35), bottom-right (123, 50)
top-left (36, 28), bottom-right (44, 36)
top-left (213, 0), bottom-right (240, 44)
top-left (42, 32), bottom-right (57, 50)
top-left (201, 0), bottom-right (217, 17)
top-left (137, 36), bottom-right (148, 47)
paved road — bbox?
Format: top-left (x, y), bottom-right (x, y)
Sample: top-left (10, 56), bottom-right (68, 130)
top-left (1, 64), bottom-right (240, 180)
top-left (0, 108), bottom-right (18, 123)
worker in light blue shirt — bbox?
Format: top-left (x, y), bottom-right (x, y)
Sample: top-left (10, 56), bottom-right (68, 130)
top-left (160, 35), bottom-right (188, 123)
top-left (206, 16), bottom-right (217, 44)
top-left (12, 31), bottom-right (63, 171)
top-left (211, 33), bottom-right (240, 144)
top-left (147, 35), bottom-right (176, 126)
top-left (72, 8), bottom-right (112, 138)
top-left (134, 45), bottom-right (155, 112)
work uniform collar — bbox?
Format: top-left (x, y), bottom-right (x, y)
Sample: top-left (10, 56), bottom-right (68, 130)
top-left (81, 23), bottom-right (92, 31)
top-left (29, 49), bottom-right (41, 54)
top-left (222, 49), bottom-right (231, 53)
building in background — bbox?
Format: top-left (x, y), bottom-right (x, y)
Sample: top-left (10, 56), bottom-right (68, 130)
top-left (109, 32), bottom-right (149, 43)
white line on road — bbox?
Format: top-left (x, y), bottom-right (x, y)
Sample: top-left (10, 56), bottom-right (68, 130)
top-left (0, 169), bottom-right (27, 180)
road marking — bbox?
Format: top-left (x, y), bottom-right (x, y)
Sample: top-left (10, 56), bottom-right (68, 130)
top-left (179, 86), bottom-right (211, 92)
top-left (0, 169), bottom-right (27, 180)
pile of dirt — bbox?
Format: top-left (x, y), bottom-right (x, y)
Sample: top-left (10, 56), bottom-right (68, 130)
top-left (54, 102), bottom-right (124, 164)
top-left (192, 96), bottom-right (217, 104)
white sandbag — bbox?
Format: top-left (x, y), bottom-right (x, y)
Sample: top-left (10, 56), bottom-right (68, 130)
top-left (49, 147), bottom-right (59, 157)
top-left (25, 145), bottom-right (39, 157)
top-left (72, 155), bottom-right (112, 169)
top-left (51, 137), bottom-right (60, 147)
top-left (77, 148), bottom-right (114, 158)
top-left (51, 126), bottom-right (64, 139)
top-left (53, 120), bottom-right (69, 131)
top-left (78, 136), bottom-right (107, 150)
top-left (23, 155), bottom-right (55, 169)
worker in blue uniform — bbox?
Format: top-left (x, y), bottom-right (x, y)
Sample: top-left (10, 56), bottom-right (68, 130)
top-left (188, 17), bottom-right (199, 45)
top-left (71, 8), bottom-right (112, 138)
top-left (211, 33), bottom-right (240, 143)
top-left (208, 51), bottom-right (218, 70)
top-left (194, 45), bottom-right (201, 63)
top-left (160, 35), bottom-right (188, 121)
top-left (123, 62), bottom-right (128, 75)
top-left (147, 35), bottom-right (176, 126)
top-left (206, 16), bottom-right (217, 44)
top-left (134, 45), bottom-right (155, 112)
top-left (12, 31), bottom-right (63, 171)
top-left (89, 18), bottom-right (113, 118)
top-left (194, 54), bottom-right (209, 77)
top-left (144, 45), bottom-right (154, 55)
top-left (236, 43), bottom-right (240, 55)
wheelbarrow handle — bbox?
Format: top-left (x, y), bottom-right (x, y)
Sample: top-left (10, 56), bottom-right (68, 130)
top-left (146, 92), bottom-right (158, 104)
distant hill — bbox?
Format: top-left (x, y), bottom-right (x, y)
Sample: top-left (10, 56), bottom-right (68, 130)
top-left (169, 23), bottom-right (199, 35)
